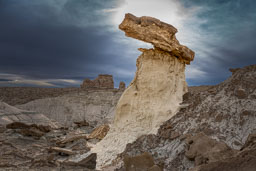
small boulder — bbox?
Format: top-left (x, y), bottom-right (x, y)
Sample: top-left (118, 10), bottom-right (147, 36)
top-left (124, 152), bottom-right (162, 171)
top-left (63, 151), bottom-right (96, 169)
top-left (88, 124), bottom-right (110, 140)
top-left (19, 127), bottom-right (45, 138)
top-left (50, 147), bottom-right (76, 156)
top-left (74, 120), bottom-right (89, 127)
top-left (6, 122), bottom-right (52, 138)
top-left (185, 132), bottom-right (236, 166)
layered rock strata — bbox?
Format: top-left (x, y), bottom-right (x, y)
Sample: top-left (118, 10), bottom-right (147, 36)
top-left (92, 13), bottom-right (194, 168)
top-left (0, 101), bottom-right (60, 129)
top-left (119, 13), bottom-right (194, 64)
top-left (80, 74), bottom-right (114, 89)
top-left (17, 90), bottom-right (123, 127)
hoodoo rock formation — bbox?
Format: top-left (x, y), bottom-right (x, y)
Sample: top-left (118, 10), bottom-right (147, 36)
top-left (92, 13), bottom-right (195, 168)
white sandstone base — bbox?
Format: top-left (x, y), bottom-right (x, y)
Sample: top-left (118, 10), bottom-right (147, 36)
top-left (92, 49), bottom-right (188, 169)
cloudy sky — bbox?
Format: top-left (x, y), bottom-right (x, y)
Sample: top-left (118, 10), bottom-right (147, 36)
top-left (0, 0), bottom-right (255, 87)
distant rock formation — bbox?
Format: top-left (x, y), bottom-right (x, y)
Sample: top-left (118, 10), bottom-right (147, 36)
top-left (92, 13), bottom-right (194, 168)
top-left (119, 81), bottom-right (126, 91)
top-left (80, 74), bottom-right (114, 89)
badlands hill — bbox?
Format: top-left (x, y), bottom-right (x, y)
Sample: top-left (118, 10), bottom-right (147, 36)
top-left (0, 14), bottom-right (255, 171)
top-left (0, 87), bottom-right (80, 106)
top-left (0, 75), bottom-right (125, 127)
top-left (117, 64), bottom-right (256, 171)
top-left (0, 74), bottom-right (125, 170)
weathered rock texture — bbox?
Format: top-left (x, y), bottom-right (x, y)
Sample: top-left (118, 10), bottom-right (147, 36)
top-left (0, 101), bottom-right (60, 129)
top-left (17, 89), bottom-right (123, 127)
top-left (81, 74), bottom-right (114, 89)
top-left (0, 118), bottom-right (97, 170)
top-left (119, 13), bottom-right (194, 64)
top-left (188, 132), bottom-right (256, 171)
top-left (0, 87), bottom-right (80, 106)
top-left (116, 64), bottom-right (256, 170)
top-left (92, 13), bottom-right (194, 168)
top-left (119, 81), bottom-right (126, 91)
top-left (88, 124), bottom-right (110, 140)
top-left (124, 152), bottom-right (162, 171)
top-left (185, 133), bottom-right (237, 167)
top-left (1, 75), bottom-right (125, 128)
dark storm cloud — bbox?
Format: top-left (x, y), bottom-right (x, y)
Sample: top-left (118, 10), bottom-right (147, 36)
top-left (187, 28), bottom-right (256, 85)
top-left (183, 0), bottom-right (256, 85)
top-left (0, 0), bottom-right (135, 87)
top-left (0, 0), bottom-right (255, 87)
top-left (0, 79), bottom-right (12, 82)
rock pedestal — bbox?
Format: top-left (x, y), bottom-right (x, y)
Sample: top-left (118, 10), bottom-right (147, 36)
top-left (92, 13), bottom-right (194, 168)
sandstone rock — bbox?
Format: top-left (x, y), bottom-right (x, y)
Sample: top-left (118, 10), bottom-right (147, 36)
top-left (119, 81), bottom-right (126, 91)
top-left (124, 152), bottom-right (162, 171)
top-left (0, 117), bottom-right (94, 170)
top-left (81, 74), bottom-right (114, 89)
top-left (93, 14), bottom-right (194, 168)
top-left (74, 120), bottom-right (89, 127)
top-left (68, 139), bottom-right (90, 153)
top-left (64, 151), bottom-right (96, 169)
top-left (119, 13), bottom-right (195, 64)
top-left (57, 134), bottom-right (88, 145)
top-left (88, 124), bottom-right (110, 140)
top-left (185, 132), bottom-right (236, 166)
top-left (50, 147), bottom-right (76, 156)
top-left (6, 122), bottom-right (51, 133)
top-left (17, 89), bottom-right (123, 127)
top-left (192, 133), bottom-right (256, 171)
top-left (18, 127), bottom-right (45, 138)
top-left (6, 122), bottom-right (53, 138)
top-left (6, 122), bottom-right (30, 129)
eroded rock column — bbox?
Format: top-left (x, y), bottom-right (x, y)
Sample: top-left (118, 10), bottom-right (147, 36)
top-left (92, 13), bottom-right (194, 169)
top-left (114, 48), bottom-right (187, 131)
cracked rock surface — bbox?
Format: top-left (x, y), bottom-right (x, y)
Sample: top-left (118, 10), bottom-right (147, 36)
top-left (115, 65), bottom-right (256, 171)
